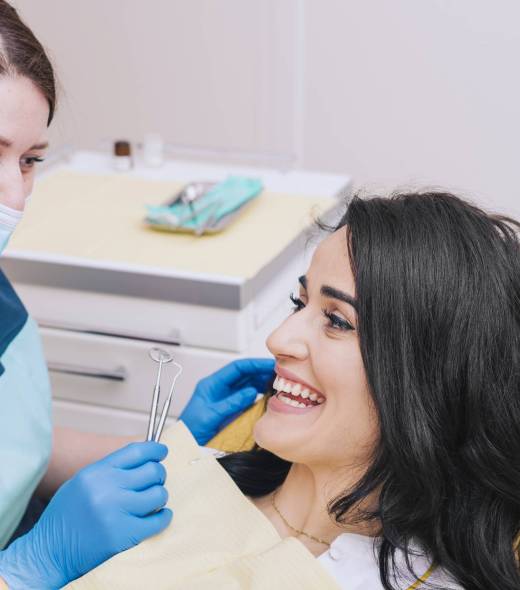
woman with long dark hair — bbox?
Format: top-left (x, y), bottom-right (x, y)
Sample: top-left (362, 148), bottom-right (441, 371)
top-left (67, 190), bottom-right (519, 590)
top-left (216, 191), bottom-right (520, 589)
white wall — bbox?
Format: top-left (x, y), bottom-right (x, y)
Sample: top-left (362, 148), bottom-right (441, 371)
top-left (14, 0), bottom-right (520, 216)
top-left (302, 0), bottom-right (520, 217)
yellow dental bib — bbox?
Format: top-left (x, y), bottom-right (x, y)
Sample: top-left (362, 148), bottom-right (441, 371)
top-left (65, 421), bottom-right (340, 590)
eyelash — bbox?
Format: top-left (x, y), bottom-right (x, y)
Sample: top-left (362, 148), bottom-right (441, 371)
top-left (289, 294), bottom-right (354, 332)
top-left (20, 156), bottom-right (45, 170)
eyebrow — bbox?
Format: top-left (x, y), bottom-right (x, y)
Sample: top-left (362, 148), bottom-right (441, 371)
top-left (298, 275), bottom-right (358, 311)
top-left (0, 135), bottom-right (49, 150)
top-left (30, 142), bottom-right (49, 150)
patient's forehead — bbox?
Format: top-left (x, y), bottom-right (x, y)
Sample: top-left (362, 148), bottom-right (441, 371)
top-left (307, 229), bottom-right (355, 295)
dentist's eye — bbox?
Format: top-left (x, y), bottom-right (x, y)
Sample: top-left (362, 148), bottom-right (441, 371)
top-left (289, 293), bottom-right (305, 312)
top-left (323, 309), bottom-right (354, 332)
top-left (20, 156), bottom-right (45, 172)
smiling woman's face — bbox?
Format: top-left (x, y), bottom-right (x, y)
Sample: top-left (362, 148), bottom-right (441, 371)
top-left (254, 228), bottom-right (379, 469)
top-left (0, 75), bottom-right (49, 210)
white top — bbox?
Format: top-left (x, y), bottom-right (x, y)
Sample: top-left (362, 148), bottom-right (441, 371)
top-left (317, 532), bottom-right (462, 590)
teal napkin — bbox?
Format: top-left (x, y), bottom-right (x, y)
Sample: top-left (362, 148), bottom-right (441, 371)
top-left (146, 176), bottom-right (263, 232)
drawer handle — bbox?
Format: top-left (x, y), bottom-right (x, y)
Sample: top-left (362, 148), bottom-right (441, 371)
top-left (48, 362), bottom-right (127, 382)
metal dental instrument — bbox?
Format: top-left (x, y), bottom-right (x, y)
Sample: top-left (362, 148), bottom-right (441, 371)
top-left (146, 347), bottom-right (183, 442)
top-left (167, 182), bottom-right (215, 208)
top-left (146, 348), bottom-right (172, 441)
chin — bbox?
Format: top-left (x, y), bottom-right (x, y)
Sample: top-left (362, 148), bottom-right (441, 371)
top-left (253, 414), bottom-right (308, 464)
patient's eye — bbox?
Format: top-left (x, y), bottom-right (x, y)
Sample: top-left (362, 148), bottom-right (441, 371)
top-left (323, 309), bottom-right (354, 332)
top-left (289, 293), bottom-right (305, 312)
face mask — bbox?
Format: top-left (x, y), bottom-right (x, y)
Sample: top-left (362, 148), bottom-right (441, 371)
top-left (0, 202), bottom-right (23, 255)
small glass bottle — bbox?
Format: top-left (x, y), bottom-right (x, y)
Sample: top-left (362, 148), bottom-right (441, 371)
top-left (113, 140), bottom-right (132, 172)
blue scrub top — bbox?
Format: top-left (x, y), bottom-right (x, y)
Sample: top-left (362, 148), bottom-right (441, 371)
top-left (0, 270), bottom-right (52, 548)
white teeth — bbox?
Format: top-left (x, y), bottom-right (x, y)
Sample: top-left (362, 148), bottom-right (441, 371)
top-left (278, 394), bottom-right (305, 408)
top-left (273, 376), bottom-right (326, 405)
top-left (278, 395), bottom-right (295, 407)
top-left (276, 394), bottom-right (318, 410)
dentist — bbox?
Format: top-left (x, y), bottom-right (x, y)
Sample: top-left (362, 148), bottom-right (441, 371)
top-left (0, 2), bottom-right (272, 588)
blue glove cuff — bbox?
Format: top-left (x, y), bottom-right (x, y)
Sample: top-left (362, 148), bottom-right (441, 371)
top-left (0, 534), bottom-right (66, 590)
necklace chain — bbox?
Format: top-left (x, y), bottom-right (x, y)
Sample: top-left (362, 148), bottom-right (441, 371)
top-left (271, 490), bottom-right (331, 547)
top-left (271, 492), bottom-right (436, 590)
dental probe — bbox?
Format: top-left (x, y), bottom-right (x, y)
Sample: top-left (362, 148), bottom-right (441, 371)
top-left (153, 360), bottom-right (183, 442)
top-left (146, 348), bottom-right (173, 442)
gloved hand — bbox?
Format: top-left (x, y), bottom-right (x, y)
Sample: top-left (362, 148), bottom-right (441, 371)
top-left (180, 357), bottom-right (275, 445)
top-left (0, 441), bottom-right (172, 590)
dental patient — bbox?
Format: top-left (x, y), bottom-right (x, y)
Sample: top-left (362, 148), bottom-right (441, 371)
top-left (66, 191), bottom-right (520, 590)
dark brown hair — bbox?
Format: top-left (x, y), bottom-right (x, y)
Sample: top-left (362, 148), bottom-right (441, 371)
top-left (0, 0), bottom-right (56, 124)
top-left (220, 191), bottom-right (520, 590)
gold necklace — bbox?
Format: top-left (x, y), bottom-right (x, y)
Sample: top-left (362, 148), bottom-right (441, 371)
top-left (271, 490), bottom-right (331, 547)
top-left (271, 492), bottom-right (436, 590)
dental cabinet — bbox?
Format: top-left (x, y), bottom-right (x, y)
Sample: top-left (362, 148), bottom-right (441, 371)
top-left (1, 152), bottom-right (351, 436)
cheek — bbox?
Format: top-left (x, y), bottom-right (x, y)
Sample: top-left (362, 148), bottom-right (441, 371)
top-left (254, 337), bottom-right (379, 467)
top-left (24, 174), bottom-right (35, 197)
top-left (324, 384), bottom-right (379, 465)
top-left (314, 342), bottom-right (378, 460)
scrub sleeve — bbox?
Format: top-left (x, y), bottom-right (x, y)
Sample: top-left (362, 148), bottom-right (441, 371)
top-left (0, 270), bottom-right (52, 548)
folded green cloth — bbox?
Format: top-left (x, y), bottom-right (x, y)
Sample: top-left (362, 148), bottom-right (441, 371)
top-left (146, 176), bottom-right (263, 233)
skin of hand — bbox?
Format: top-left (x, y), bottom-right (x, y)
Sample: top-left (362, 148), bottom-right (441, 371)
top-left (0, 442), bottom-right (172, 589)
top-left (180, 358), bottom-right (275, 445)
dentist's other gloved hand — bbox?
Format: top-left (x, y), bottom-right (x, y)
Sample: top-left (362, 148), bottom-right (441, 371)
top-left (180, 357), bottom-right (275, 445)
top-left (0, 441), bottom-right (172, 590)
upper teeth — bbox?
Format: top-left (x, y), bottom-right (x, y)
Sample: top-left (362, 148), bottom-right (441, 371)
top-left (273, 376), bottom-right (325, 404)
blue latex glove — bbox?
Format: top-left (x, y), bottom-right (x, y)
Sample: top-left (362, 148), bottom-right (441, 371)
top-left (180, 357), bottom-right (275, 445)
top-left (0, 441), bottom-right (172, 590)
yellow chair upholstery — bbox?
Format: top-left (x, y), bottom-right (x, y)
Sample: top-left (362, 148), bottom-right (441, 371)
top-left (206, 397), bottom-right (266, 453)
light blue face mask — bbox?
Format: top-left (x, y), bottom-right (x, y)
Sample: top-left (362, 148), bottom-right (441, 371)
top-left (0, 202), bottom-right (23, 254)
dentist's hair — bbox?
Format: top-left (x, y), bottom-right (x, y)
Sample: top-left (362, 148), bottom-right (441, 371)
top-left (0, 0), bottom-right (56, 123)
top-left (220, 191), bottom-right (520, 590)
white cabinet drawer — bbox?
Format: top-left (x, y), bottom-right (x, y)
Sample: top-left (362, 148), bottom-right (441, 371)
top-left (41, 327), bottom-right (238, 417)
top-left (52, 399), bottom-right (172, 437)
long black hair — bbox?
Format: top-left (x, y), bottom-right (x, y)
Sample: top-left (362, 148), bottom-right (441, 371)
top-left (219, 191), bottom-right (520, 590)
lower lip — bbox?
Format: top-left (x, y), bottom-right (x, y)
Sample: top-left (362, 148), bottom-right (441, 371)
top-left (267, 394), bottom-right (323, 415)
